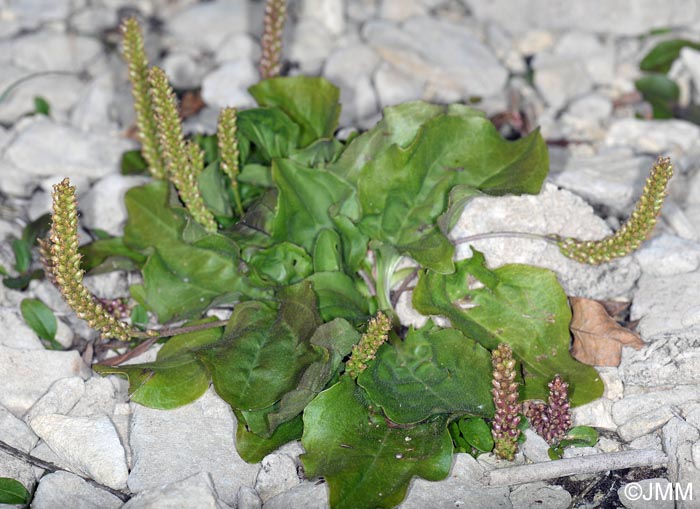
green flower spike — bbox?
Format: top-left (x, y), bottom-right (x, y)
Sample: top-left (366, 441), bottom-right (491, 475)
top-left (39, 179), bottom-right (132, 341)
top-left (259, 0), bottom-right (287, 79)
top-left (558, 156), bottom-right (673, 264)
top-left (217, 107), bottom-right (244, 216)
top-left (346, 312), bottom-right (391, 379)
top-left (148, 66), bottom-right (217, 233)
top-left (491, 344), bottom-right (521, 461)
top-left (121, 17), bottom-right (166, 179)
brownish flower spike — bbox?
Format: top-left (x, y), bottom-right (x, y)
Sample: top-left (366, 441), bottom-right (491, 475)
top-left (524, 374), bottom-right (572, 445)
top-left (40, 179), bottom-right (133, 341)
top-left (491, 343), bottom-right (521, 461)
top-left (259, 0), bottom-right (287, 79)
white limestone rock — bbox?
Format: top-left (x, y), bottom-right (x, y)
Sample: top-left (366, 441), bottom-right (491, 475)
top-left (201, 60), bottom-right (258, 110)
top-left (2, 117), bottom-right (135, 180)
top-left (520, 428), bottom-right (551, 463)
top-left (0, 347), bottom-right (88, 415)
top-left (11, 30), bottom-right (102, 73)
top-left (68, 376), bottom-right (121, 418)
top-left (31, 471), bottom-right (124, 509)
top-left (122, 472), bottom-right (232, 509)
top-left (364, 17), bottom-right (508, 100)
top-left (297, 0), bottom-right (345, 35)
top-left (631, 270), bottom-right (700, 338)
top-left (80, 175), bottom-right (151, 237)
top-left (286, 20), bottom-right (335, 75)
top-left (466, 0), bottom-right (700, 36)
top-left (572, 398), bottom-right (617, 431)
top-left (0, 404), bottom-right (38, 496)
top-left (161, 50), bottom-right (212, 90)
top-left (662, 417), bottom-right (700, 509)
top-left (262, 482), bottom-right (329, 509)
top-left (24, 377), bottom-right (85, 425)
top-left (618, 478), bottom-right (675, 509)
top-left (30, 413), bottom-right (129, 490)
top-left (634, 234), bottom-right (700, 277)
top-left (620, 327), bottom-right (700, 388)
top-left (549, 149), bottom-right (654, 215)
top-left (255, 452), bottom-right (301, 503)
top-left (238, 486), bottom-right (263, 509)
top-left (374, 62), bottom-right (425, 109)
top-left (215, 34), bottom-right (260, 65)
top-left (605, 118), bottom-right (700, 155)
top-left (0, 306), bottom-right (44, 350)
top-left (612, 387), bottom-right (700, 426)
top-left (510, 481), bottom-right (572, 509)
top-left (448, 183), bottom-right (641, 299)
top-left (532, 52), bottom-right (593, 111)
top-left (70, 75), bottom-right (119, 132)
top-left (617, 405), bottom-right (676, 442)
top-left (167, 0), bottom-right (249, 52)
top-left (127, 388), bottom-right (259, 506)
top-left (399, 454), bottom-right (510, 508)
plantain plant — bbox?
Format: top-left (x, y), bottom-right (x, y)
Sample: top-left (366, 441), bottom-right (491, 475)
top-left (40, 4), bottom-right (672, 508)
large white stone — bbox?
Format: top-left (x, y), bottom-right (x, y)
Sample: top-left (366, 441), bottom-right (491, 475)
top-left (0, 306), bottom-right (44, 350)
top-left (399, 454), bottom-right (510, 508)
top-left (0, 404), bottom-right (38, 496)
top-left (123, 472), bottom-right (232, 509)
top-left (448, 183), bottom-right (641, 299)
top-left (632, 270), bottom-right (700, 338)
top-left (605, 118), bottom-right (700, 155)
top-left (612, 387), bottom-right (700, 426)
top-left (80, 175), bottom-right (151, 236)
top-left (24, 377), bottom-right (86, 425)
top-left (167, 1), bottom-right (249, 52)
top-left (2, 117), bottom-right (135, 179)
top-left (374, 62), bottom-right (425, 109)
top-left (30, 413), bottom-right (129, 490)
top-left (620, 327), bottom-right (700, 388)
top-left (662, 417), bottom-right (700, 509)
top-left (263, 482), bottom-right (329, 509)
top-left (466, 0), bottom-right (700, 36)
top-left (634, 234), bottom-right (700, 277)
top-left (0, 347), bottom-right (88, 415)
top-left (510, 481), bottom-right (572, 509)
top-left (201, 60), bottom-right (258, 110)
top-left (31, 471), bottom-right (124, 509)
top-left (297, 0), bottom-right (345, 35)
top-left (127, 388), bottom-right (259, 506)
top-left (11, 30), bottom-right (103, 73)
top-left (364, 17), bottom-right (508, 100)
top-left (618, 478), bottom-right (675, 509)
top-left (255, 452), bottom-right (301, 502)
top-left (286, 19), bottom-right (335, 75)
top-left (70, 75), bottom-right (120, 132)
top-left (532, 52), bottom-right (593, 111)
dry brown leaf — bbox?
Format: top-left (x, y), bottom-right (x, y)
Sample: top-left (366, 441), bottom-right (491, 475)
top-left (570, 296), bottom-right (645, 367)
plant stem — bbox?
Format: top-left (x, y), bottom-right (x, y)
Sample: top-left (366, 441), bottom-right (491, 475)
top-left (134, 319), bottom-right (229, 339)
top-left (0, 439), bottom-right (131, 502)
top-left (451, 231), bottom-right (559, 246)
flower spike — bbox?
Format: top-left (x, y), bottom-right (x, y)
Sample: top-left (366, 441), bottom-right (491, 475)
top-left (259, 0), bottom-right (287, 79)
top-left (558, 156), bottom-right (673, 264)
top-left (346, 312), bottom-right (391, 379)
top-left (148, 66), bottom-right (217, 233)
top-left (121, 17), bottom-right (166, 179)
top-left (39, 179), bottom-right (133, 341)
top-left (217, 107), bottom-right (244, 216)
top-left (491, 344), bottom-right (521, 460)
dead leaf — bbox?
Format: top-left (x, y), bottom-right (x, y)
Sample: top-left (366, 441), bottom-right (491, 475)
top-left (570, 296), bottom-right (645, 367)
top-left (179, 90), bottom-right (205, 120)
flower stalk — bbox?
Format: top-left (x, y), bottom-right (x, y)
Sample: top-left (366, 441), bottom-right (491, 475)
top-left (148, 66), bottom-right (217, 233)
top-left (39, 179), bottom-right (133, 341)
top-left (217, 107), bottom-right (244, 216)
top-left (346, 312), bottom-right (391, 379)
top-left (259, 0), bottom-right (287, 79)
top-left (557, 156), bottom-right (673, 264)
top-left (491, 344), bottom-right (521, 460)
top-left (121, 18), bottom-right (166, 179)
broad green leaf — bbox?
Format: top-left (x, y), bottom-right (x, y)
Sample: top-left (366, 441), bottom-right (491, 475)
top-left (0, 477), bottom-right (29, 504)
top-left (94, 319), bottom-right (223, 409)
top-left (237, 107), bottom-right (301, 160)
top-left (197, 282), bottom-right (323, 413)
top-left (236, 414), bottom-right (303, 463)
top-left (358, 325), bottom-right (493, 424)
top-left (313, 228), bottom-right (343, 273)
top-left (249, 241), bottom-right (313, 287)
top-left (80, 237), bottom-right (146, 273)
top-left (238, 163), bottom-right (273, 187)
top-left (271, 158), bottom-right (357, 251)
top-left (458, 418), bottom-right (494, 453)
top-left (2, 269), bottom-right (43, 291)
top-left (193, 133), bottom-right (219, 164)
top-left (121, 149), bottom-right (149, 175)
top-left (130, 304), bottom-right (148, 329)
top-left (249, 76), bottom-right (341, 146)
top-left (290, 138), bottom-right (344, 167)
top-left (198, 162), bottom-right (233, 217)
top-left (20, 298), bottom-right (57, 341)
top-left (331, 213), bottom-right (369, 273)
top-left (265, 318), bottom-right (360, 433)
top-left (559, 425), bottom-right (599, 448)
top-left (302, 377), bottom-right (454, 509)
top-left (356, 114), bottom-right (547, 272)
top-left (12, 238), bottom-right (31, 273)
top-left (413, 250), bottom-right (603, 406)
top-left (640, 39), bottom-right (700, 73)
top-left (22, 213), bottom-right (51, 245)
top-left (124, 181), bottom-right (185, 250)
top-left (307, 272), bottom-right (370, 322)
top-left (635, 74), bottom-right (680, 118)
